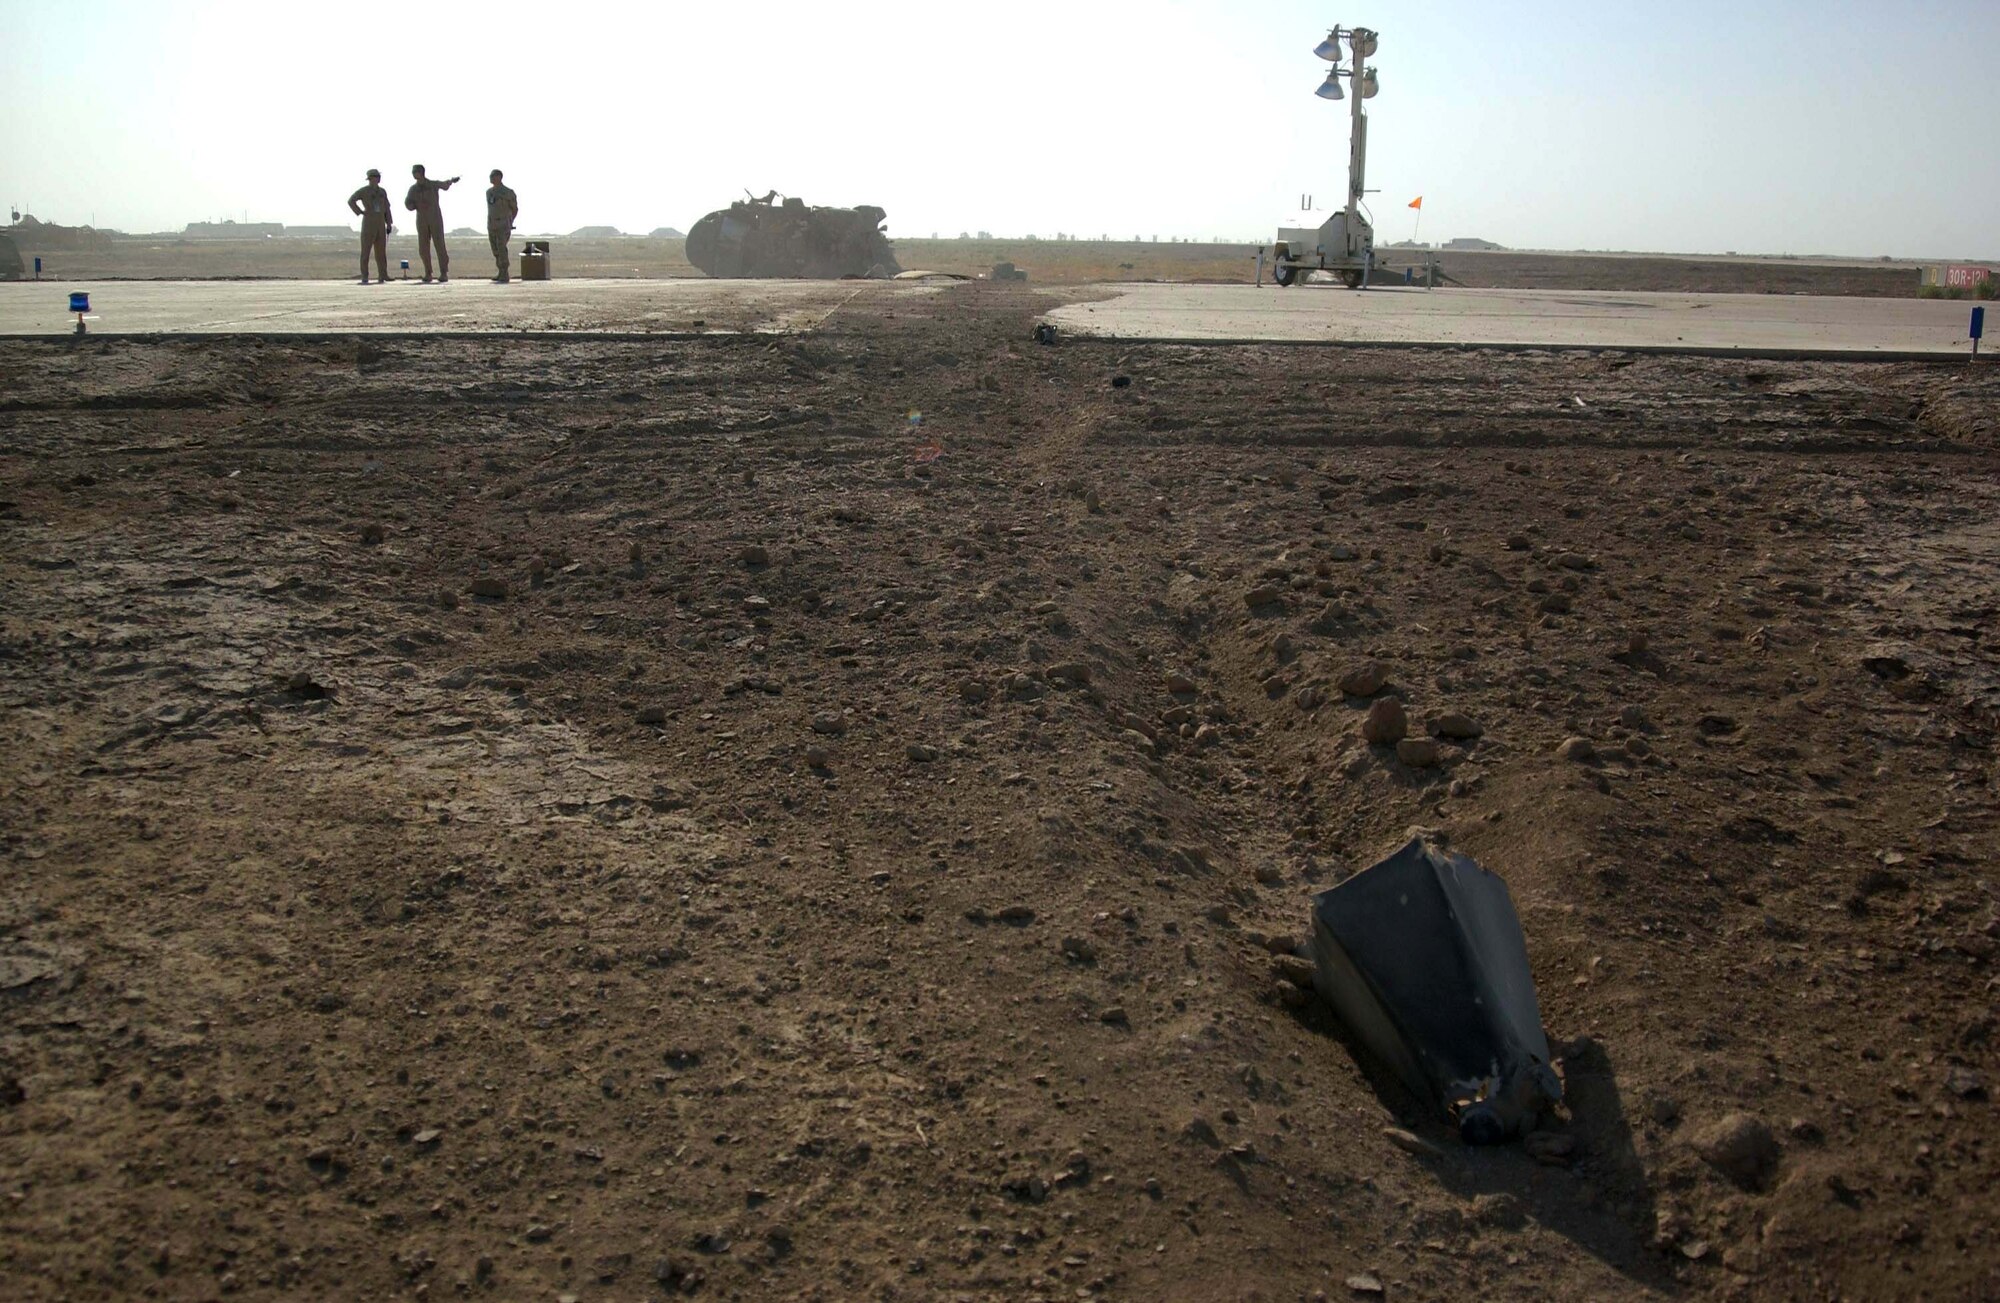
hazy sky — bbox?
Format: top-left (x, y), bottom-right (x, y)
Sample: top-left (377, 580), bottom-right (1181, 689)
top-left (4, 0), bottom-right (1997, 257)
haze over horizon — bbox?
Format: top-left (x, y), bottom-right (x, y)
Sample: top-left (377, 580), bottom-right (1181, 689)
top-left (3, 0), bottom-right (1996, 261)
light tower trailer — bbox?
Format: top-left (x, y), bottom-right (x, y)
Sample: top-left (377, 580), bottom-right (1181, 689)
top-left (1273, 24), bottom-right (1380, 289)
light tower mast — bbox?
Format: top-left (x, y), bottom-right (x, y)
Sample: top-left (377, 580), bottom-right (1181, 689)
top-left (1271, 22), bottom-right (1381, 289)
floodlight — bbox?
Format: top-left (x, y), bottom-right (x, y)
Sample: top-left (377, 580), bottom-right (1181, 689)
top-left (1362, 69), bottom-right (1379, 98)
top-left (1352, 29), bottom-right (1378, 57)
top-left (1314, 31), bottom-right (1343, 61)
top-left (1316, 68), bottom-right (1345, 99)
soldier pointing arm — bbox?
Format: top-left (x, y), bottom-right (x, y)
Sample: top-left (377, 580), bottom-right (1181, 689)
top-left (405, 164), bottom-right (460, 283)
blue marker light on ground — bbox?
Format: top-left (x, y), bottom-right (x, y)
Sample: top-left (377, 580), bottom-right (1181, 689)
top-left (1972, 307), bottom-right (1986, 341)
top-left (69, 292), bottom-right (89, 313)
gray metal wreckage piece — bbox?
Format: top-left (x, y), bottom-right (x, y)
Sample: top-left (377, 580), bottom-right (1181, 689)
top-left (1309, 837), bottom-right (1563, 1144)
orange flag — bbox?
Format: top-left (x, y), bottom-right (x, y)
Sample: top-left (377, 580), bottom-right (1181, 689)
top-left (1408, 196), bottom-right (1424, 210)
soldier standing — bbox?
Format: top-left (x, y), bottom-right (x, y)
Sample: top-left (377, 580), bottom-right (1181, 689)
top-left (486, 170), bottom-right (519, 283)
top-left (404, 164), bottom-right (460, 283)
top-left (347, 168), bottom-right (392, 284)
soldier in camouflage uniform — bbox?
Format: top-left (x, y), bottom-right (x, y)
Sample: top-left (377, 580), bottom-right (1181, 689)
top-left (485, 170), bottom-right (519, 283)
top-left (404, 164), bottom-right (460, 283)
top-left (346, 169), bottom-right (392, 284)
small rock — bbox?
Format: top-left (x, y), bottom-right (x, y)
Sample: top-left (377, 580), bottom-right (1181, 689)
top-left (1047, 662), bottom-right (1091, 687)
top-left (810, 712), bottom-right (848, 736)
top-left (1338, 661), bottom-right (1389, 697)
top-left (1244, 584), bottom-right (1285, 610)
top-left (1649, 1096), bottom-right (1681, 1127)
top-left (1345, 1273), bottom-right (1385, 1296)
top-left (1002, 1172), bottom-right (1049, 1203)
top-left (636, 705), bottom-right (667, 726)
top-left (1557, 736), bottom-right (1596, 763)
top-left (1555, 552), bottom-right (1596, 571)
top-left (1395, 738), bottom-right (1440, 768)
top-left (1382, 1127), bottom-right (1443, 1160)
top-left (1538, 592), bottom-right (1573, 615)
top-left (410, 1128), bottom-right (442, 1146)
top-left (1361, 698), bottom-right (1409, 745)
top-left (958, 679), bottom-right (991, 703)
top-left (1523, 1130), bottom-right (1577, 1166)
top-left (1252, 863), bottom-right (1285, 886)
top-left (995, 905), bottom-right (1036, 925)
top-left (1273, 979), bottom-right (1310, 1009)
top-left (1098, 1006), bottom-right (1129, 1026)
top-left (1625, 735), bottom-right (1650, 758)
top-left (1692, 1112), bottom-right (1779, 1190)
top-left (285, 671), bottom-right (329, 700)
top-left (1183, 1116), bottom-right (1221, 1147)
top-left (469, 577), bottom-right (508, 600)
top-left (1060, 936), bottom-right (1098, 963)
top-left (1272, 954), bottom-right (1317, 987)
top-left (1472, 1191), bottom-right (1527, 1230)
top-left (1165, 671), bottom-right (1198, 695)
top-left (1944, 1066), bottom-right (1985, 1101)
top-left (1618, 704), bottom-right (1649, 729)
top-left (1084, 488), bottom-right (1102, 512)
top-left (359, 522), bottom-right (386, 546)
top-left (1505, 534), bottom-right (1531, 551)
top-left (905, 742), bottom-right (939, 762)
top-left (1626, 632), bottom-right (1650, 655)
top-left (803, 744), bottom-right (831, 769)
top-left (1430, 712), bottom-right (1483, 740)
top-left (739, 543), bottom-right (770, 567)
top-left (653, 1257), bottom-right (704, 1293)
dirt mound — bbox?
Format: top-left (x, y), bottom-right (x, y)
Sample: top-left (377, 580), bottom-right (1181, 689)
top-left (3, 214), bottom-right (115, 252)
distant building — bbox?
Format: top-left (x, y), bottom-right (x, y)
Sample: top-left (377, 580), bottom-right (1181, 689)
top-left (283, 225), bottom-right (353, 238)
top-left (183, 220), bottom-right (284, 239)
top-left (569, 225), bottom-right (622, 237)
top-left (649, 227), bottom-right (684, 238)
top-left (1442, 237), bottom-right (1504, 251)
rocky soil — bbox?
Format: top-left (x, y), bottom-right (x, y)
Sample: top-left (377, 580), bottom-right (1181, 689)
top-left (2, 285), bottom-right (1997, 1300)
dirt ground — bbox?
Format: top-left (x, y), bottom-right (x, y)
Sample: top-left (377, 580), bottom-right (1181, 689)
top-left (2, 283), bottom-right (1998, 1302)
top-left (15, 237), bottom-right (1933, 298)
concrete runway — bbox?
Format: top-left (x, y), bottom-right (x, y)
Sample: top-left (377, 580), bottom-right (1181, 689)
top-left (0, 278), bottom-right (934, 336)
top-left (2, 277), bottom-right (1985, 358)
top-left (1044, 283), bottom-right (1985, 358)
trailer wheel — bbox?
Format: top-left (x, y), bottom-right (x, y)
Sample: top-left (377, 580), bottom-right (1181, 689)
top-left (1273, 261), bottom-right (1297, 287)
top-left (1341, 269), bottom-right (1365, 289)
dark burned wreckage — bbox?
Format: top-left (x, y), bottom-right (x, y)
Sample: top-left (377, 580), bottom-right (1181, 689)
top-left (684, 192), bottom-right (901, 280)
top-left (1308, 837), bottom-right (1564, 1144)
